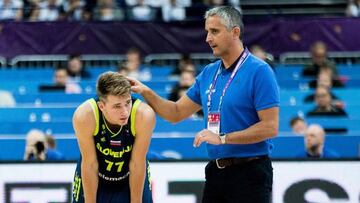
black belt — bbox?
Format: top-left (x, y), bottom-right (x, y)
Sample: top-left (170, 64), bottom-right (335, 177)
top-left (213, 155), bottom-right (268, 169)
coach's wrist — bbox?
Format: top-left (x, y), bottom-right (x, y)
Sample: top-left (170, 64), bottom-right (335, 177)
top-left (142, 85), bottom-right (152, 96)
top-left (219, 133), bottom-right (227, 144)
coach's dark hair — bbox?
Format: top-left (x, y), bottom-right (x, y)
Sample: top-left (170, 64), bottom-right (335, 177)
top-left (96, 71), bottom-right (131, 101)
top-left (204, 6), bottom-right (244, 40)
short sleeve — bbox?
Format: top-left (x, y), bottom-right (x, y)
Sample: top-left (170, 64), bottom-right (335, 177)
top-left (254, 64), bottom-right (280, 111)
top-left (186, 71), bottom-right (203, 105)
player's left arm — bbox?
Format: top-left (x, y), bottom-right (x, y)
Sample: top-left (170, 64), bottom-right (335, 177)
top-left (129, 102), bottom-right (156, 203)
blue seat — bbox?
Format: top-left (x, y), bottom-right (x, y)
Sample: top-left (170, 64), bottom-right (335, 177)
top-left (338, 64), bottom-right (360, 77)
top-left (0, 81), bottom-right (46, 94)
top-left (0, 107), bottom-right (76, 122)
top-left (150, 66), bottom-right (173, 78)
top-left (0, 121), bottom-right (74, 134)
top-left (344, 79), bottom-right (360, 87)
top-left (13, 93), bottom-right (94, 104)
top-left (143, 80), bottom-right (177, 93)
top-left (86, 67), bottom-right (116, 79)
top-left (280, 105), bottom-right (313, 118)
top-left (155, 118), bottom-right (204, 133)
top-left (279, 89), bottom-right (310, 106)
top-left (0, 68), bottom-right (54, 81)
top-left (275, 65), bottom-right (304, 80)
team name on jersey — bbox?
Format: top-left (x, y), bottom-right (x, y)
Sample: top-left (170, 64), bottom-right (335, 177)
top-left (96, 143), bottom-right (132, 158)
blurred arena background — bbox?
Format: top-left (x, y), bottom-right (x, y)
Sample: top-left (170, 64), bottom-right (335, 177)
top-left (0, 0), bottom-right (360, 202)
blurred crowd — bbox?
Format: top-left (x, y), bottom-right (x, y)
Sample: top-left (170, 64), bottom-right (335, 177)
top-left (0, 10), bottom-right (354, 159)
top-left (0, 0), bottom-right (240, 22)
top-left (1, 0), bottom-right (360, 23)
top-left (3, 38), bottom-right (351, 160)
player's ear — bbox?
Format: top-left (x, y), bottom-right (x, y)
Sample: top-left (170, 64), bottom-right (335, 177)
top-left (97, 100), bottom-right (105, 111)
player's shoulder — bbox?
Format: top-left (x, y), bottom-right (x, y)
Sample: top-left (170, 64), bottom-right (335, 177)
top-left (133, 100), bottom-right (156, 133)
top-left (135, 100), bottom-right (155, 119)
top-left (73, 99), bottom-right (96, 123)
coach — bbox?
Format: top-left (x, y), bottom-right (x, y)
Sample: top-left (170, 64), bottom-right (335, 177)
top-left (129, 6), bottom-right (279, 203)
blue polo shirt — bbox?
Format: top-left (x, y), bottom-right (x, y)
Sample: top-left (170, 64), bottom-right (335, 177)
top-left (187, 53), bottom-right (280, 159)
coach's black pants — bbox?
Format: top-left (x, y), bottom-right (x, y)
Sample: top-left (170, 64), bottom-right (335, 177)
top-left (202, 156), bottom-right (273, 203)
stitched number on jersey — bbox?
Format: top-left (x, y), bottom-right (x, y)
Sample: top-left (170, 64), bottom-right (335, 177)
top-left (105, 159), bottom-right (124, 172)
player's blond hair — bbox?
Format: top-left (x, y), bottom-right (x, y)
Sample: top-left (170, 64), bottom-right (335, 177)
top-left (96, 71), bottom-right (131, 101)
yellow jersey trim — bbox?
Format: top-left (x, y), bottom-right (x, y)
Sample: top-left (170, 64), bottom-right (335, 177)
top-left (88, 98), bottom-right (100, 136)
top-left (102, 113), bottom-right (122, 137)
top-left (130, 99), bottom-right (141, 136)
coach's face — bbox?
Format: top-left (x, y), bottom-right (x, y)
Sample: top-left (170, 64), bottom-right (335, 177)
top-left (98, 94), bottom-right (132, 126)
top-left (205, 16), bottom-right (239, 57)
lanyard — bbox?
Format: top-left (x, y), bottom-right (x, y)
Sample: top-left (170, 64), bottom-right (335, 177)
top-left (207, 49), bottom-right (249, 113)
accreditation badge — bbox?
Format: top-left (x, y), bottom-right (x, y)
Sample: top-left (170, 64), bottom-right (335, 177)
top-left (207, 111), bottom-right (220, 134)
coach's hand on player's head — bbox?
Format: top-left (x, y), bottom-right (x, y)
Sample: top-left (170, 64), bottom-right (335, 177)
top-left (193, 129), bottom-right (221, 147)
top-left (127, 77), bottom-right (148, 94)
